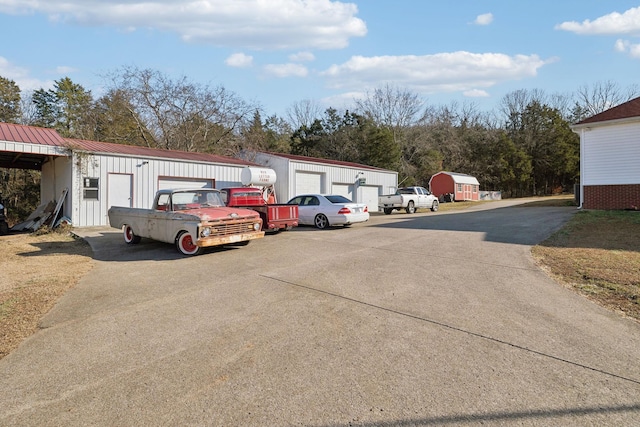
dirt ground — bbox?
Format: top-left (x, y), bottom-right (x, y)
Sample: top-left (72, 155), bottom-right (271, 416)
top-left (532, 208), bottom-right (640, 321)
top-left (0, 228), bottom-right (94, 358)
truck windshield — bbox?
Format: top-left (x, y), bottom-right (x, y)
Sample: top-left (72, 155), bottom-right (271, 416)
top-left (172, 190), bottom-right (225, 209)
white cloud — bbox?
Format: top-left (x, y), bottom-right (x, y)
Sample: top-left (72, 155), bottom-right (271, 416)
top-left (321, 51), bottom-right (550, 95)
top-left (289, 51), bottom-right (316, 62)
top-left (614, 39), bottom-right (640, 58)
top-left (263, 63), bottom-right (308, 78)
top-left (0, 0), bottom-right (367, 50)
top-left (474, 13), bottom-right (493, 26)
top-left (463, 89), bottom-right (490, 98)
top-left (55, 65), bottom-right (77, 74)
top-left (320, 91), bottom-right (363, 110)
top-left (0, 56), bottom-right (53, 91)
top-left (225, 53), bottom-right (253, 68)
top-left (555, 6), bottom-right (640, 35)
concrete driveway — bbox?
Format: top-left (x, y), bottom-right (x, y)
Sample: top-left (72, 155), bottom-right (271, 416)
top-left (2, 200), bottom-right (640, 426)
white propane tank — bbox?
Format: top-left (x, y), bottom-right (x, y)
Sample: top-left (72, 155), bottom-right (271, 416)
top-left (241, 167), bottom-right (277, 186)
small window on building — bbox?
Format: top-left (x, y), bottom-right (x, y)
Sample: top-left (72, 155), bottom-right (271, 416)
top-left (473, 185), bottom-right (478, 193)
top-left (83, 177), bottom-right (99, 200)
top-left (457, 183), bottom-right (462, 192)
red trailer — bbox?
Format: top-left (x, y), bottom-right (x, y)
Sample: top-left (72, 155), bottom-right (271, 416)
top-left (220, 187), bottom-right (298, 232)
top-left (429, 171), bottom-right (480, 202)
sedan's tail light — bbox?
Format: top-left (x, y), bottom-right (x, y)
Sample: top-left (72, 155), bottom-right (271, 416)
top-left (338, 207), bottom-right (351, 214)
top-left (364, 206), bottom-right (368, 212)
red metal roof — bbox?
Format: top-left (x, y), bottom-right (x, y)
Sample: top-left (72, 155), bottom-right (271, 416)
top-left (575, 96), bottom-right (640, 125)
top-left (259, 151), bottom-right (394, 172)
top-left (65, 138), bottom-right (255, 166)
top-left (0, 122), bottom-right (254, 167)
top-left (0, 122), bottom-right (66, 145)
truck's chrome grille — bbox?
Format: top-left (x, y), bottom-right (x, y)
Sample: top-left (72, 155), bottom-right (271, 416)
top-left (203, 220), bottom-right (255, 236)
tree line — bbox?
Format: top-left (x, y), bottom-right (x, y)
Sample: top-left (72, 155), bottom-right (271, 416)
top-left (0, 66), bottom-right (638, 223)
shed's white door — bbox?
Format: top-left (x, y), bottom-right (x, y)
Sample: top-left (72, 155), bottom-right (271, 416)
top-left (108, 173), bottom-right (133, 208)
top-left (360, 186), bottom-right (380, 212)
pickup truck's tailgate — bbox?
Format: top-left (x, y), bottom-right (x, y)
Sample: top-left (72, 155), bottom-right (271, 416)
top-left (379, 195), bottom-right (402, 206)
top-left (267, 205), bottom-right (298, 224)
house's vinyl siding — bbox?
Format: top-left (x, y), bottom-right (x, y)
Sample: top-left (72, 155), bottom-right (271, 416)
top-left (582, 122), bottom-right (640, 185)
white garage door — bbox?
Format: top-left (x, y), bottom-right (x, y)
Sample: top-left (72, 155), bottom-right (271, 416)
top-left (295, 172), bottom-right (322, 195)
top-left (158, 178), bottom-right (214, 190)
top-left (361, 186), bottom-right (380, 212)
top-left (331, 184), bottom-right (354, 200)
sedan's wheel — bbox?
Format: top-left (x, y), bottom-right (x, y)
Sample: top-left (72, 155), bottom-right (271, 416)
top-left (406, 201), bottom-right (416, 214)
top-left (314, 214), bottom-right (329, 229)
top-left (431, 200), bottom-right (439, 212)
top-left (123, 225), bottom-right (141, 244)
top-left (383, 208), bottom-right (393, 215)
top-left (176, 231), bottom-right (203, 256)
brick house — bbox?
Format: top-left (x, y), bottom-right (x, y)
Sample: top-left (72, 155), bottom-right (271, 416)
top-left (571, 97), bottom-right (640, 210)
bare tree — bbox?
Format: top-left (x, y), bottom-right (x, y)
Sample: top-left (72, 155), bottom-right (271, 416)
top-left (354, 83), bottom-right (424, 130)
top-left (499, 89), bottom-right (548, 124)
top-left (104, 67), bottom-right (256, 154)
top-left (18, 91), bottom-right (39, 126)
top-left (575, 80), bottom-right (640, 118)
top-left (286, 99), bottom-right (323, 130)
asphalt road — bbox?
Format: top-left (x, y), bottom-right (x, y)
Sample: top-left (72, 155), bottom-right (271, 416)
top-left (2, 200), bottom-right (640, 426)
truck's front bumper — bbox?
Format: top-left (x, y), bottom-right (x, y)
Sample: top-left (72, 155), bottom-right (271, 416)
top-left (197, 230), bottom-right (265, 247)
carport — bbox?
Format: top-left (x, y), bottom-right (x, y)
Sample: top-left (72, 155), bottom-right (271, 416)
top-left (1, 122), bottom-right (258, 228)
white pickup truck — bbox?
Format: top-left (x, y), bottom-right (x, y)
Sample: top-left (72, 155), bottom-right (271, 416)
top-left (108, 188), bottom-right (265, 256)
top-left (379, 186), bottom-right (439, 214)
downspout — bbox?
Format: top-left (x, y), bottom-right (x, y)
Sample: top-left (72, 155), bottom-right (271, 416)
top-left (577, 127), bottom-right (586, 210)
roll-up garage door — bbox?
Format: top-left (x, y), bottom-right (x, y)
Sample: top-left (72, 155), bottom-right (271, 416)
top-left (295, 172), bottom-right (322, 195)
top-left (158, 178), bottom-right (214, 190)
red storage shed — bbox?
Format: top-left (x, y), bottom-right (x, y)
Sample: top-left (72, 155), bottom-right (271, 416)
top-left (429, 171), bottom-right (480, 201)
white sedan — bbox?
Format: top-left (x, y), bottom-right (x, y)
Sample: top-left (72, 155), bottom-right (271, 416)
top-left (287, 194), bottom-right (369, 229)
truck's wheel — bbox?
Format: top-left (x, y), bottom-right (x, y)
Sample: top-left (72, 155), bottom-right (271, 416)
top-left (176, 231), bottom-right (203, 256)
top-left (383, 208), bottom-right (393, 215)
top-left (123, 225), bottom-right (141, 244)
top-left (431, 200), bottom-right (439, 212)
top-left (314, 214), bottom-right (329, 229)
top-left (405, 201), bottom-right (416, 214)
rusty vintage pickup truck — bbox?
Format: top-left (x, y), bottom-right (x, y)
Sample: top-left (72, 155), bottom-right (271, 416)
top-left (108, 188), bottom-right (265, 256)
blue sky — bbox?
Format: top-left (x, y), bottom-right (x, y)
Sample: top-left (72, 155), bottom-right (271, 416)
top-left (1, 1), bottom-right (639, 118)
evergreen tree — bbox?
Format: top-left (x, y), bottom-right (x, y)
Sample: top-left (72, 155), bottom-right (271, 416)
top-left (0, 76), bottom-right (21, 123)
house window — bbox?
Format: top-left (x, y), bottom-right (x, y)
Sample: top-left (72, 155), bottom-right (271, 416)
top-left (457, 183), bottom-right (462, 192)
top-left (83, 177), bottom-right (99, 200)
top-left (473, 185), bottom-right (478, 193)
